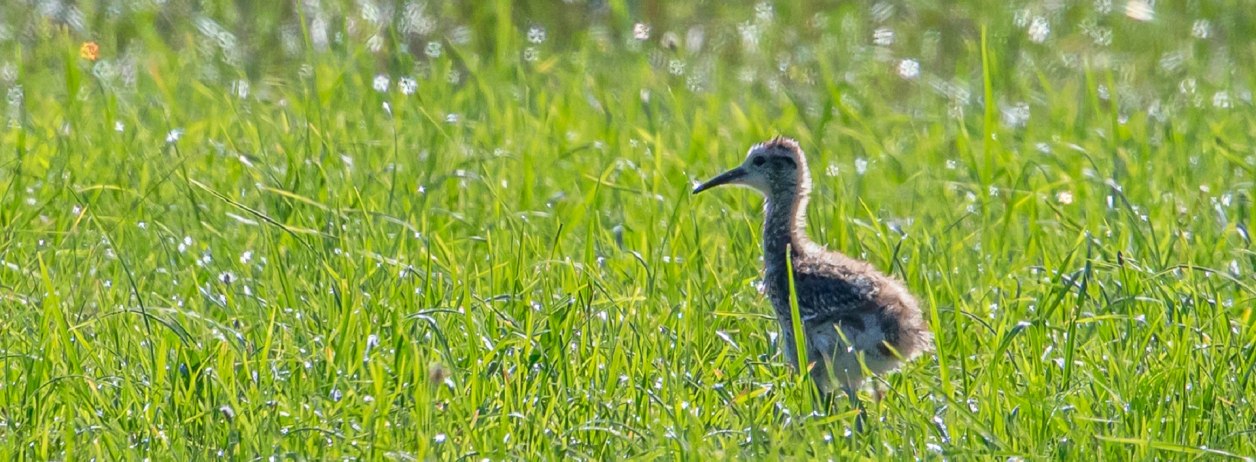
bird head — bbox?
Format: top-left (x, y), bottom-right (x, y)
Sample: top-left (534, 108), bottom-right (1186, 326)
top-left (692, 136), bottom-right (810, 197)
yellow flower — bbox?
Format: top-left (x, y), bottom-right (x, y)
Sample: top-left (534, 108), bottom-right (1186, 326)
top-left (79, 41), bottom-right (99, 61)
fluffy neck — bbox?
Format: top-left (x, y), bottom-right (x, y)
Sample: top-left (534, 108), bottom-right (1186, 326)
top-left (762, 183), bottom-right (812, 269)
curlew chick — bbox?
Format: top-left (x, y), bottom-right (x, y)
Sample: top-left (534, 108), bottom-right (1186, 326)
top-left (693, 136), bottom-right (932, 401)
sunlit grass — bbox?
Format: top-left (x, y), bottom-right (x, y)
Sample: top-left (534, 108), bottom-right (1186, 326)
top-left (0, 1), bottom-right (1254, 459)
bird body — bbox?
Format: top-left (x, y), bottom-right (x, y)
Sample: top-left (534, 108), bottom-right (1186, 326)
top-left (694, 137), bottom-right (931, 396)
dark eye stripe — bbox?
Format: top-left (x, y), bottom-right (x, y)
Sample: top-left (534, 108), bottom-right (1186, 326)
top-left (752, 156), bottom-right (766, 166)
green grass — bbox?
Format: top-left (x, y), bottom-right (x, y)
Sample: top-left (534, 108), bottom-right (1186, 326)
top-left (1, 0), bottom-right (1255, 459)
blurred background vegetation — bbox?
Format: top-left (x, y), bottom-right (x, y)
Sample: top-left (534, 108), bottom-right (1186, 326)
top-left (5, 0), bottom-right (1253, 114)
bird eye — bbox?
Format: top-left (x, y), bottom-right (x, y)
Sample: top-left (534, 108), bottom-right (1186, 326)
top-left (752, 156), bottom-right (766, 166)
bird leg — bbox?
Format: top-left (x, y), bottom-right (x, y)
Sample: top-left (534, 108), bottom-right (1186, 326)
top-left (817, 388), bottom-right (837, 413)
top-left (845, 384), bottom-right (865, 433)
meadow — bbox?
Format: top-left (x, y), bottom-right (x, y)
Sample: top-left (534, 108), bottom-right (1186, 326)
top-left (1, 0), bottom-right (1254, 459)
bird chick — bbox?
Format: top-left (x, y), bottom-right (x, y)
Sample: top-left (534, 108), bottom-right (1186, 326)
top-left (693, 136), bottom-right (932, 398)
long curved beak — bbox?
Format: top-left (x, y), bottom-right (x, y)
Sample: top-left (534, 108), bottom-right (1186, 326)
top-left (692, 167), bottom-right (748, 195)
